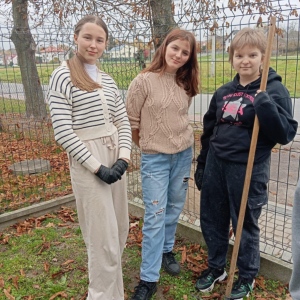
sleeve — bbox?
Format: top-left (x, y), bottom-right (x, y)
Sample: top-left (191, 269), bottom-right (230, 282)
top-left (196, 93), bottom-right (218, 164)
top-left (113, 88), bottom-right (132, 160)
top-left (125, 74), bottom-right (147, 131)
top-left (254, 88), bottom-right (298, 145)
top-left (48, 69), bottom-right (101, 173)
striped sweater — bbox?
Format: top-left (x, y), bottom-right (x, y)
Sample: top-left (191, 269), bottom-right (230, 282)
top-left (48, 62), bottom-right (132, 173)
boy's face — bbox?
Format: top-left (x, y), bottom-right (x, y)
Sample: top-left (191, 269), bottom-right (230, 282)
top-left (232, 45), bottom-right (264, 84)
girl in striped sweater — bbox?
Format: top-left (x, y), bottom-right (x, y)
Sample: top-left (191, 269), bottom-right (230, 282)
top-left (48, 15), bottom-right (132, 300)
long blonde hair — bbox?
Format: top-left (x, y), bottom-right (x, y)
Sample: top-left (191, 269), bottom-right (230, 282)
top-left (67, 15), bottom-right (108, 92)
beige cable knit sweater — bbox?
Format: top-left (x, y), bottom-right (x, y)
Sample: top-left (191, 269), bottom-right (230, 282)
top-left (126, 71), bottom-right (194, 154)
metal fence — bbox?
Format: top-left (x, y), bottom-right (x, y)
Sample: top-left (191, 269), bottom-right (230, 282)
top-left (0, 1), bottom-right (300, 265)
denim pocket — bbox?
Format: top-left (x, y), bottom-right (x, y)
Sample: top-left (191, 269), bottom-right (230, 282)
top-left (248, 159), bottom-right (270, 209)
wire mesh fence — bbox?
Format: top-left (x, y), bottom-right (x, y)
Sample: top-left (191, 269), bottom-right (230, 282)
top-left (0, 0), bottom-right (300, 265)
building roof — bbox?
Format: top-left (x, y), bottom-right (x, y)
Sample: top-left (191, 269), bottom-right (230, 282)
top-left (40, 46), bottom-right (64, 53)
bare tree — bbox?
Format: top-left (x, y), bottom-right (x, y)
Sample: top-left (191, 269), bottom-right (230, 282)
top-left (1, 0), bottom-right (177, 118)
top-left (10, 0), bottom-right (47, 119)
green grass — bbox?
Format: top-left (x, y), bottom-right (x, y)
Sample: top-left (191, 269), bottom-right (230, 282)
top-left (0, 98), bottom-right (26, 114)
top-left (1, 55), bottom-right (300, 96)
top-left (0, 208), bottom-right (291, 299)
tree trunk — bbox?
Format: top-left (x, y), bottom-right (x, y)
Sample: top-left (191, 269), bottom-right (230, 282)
top-left (11, 0), bottom-right (47, 119)
top-left (150, 0), bottom-right (177, 49)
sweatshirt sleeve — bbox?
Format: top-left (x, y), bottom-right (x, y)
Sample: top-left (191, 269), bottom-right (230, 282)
top-left (48, 68), bottom-right (101, 173)
top-left (125, 74), bottom-right (147, 131)
top-left (197, 93), bottom-right (218, 164)
top-left (113, 88), bottom-right (132, 160)
top-left (254, 88), bottom-right (298, 145)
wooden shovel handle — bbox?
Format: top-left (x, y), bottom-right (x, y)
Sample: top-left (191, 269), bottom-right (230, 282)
top-left (224, 15), bottom-right (277, 299)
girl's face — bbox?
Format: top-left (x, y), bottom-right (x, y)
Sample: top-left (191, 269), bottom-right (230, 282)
top-left (232, 45), bottom-right (264, 85)
top-left (74, 22), bottom-right (107, 65)
top-left (165, 39), bottom-right (191, 73)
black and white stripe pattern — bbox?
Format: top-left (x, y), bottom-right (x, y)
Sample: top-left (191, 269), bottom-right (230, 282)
top-left (48, 65), bottom-right (132, 173)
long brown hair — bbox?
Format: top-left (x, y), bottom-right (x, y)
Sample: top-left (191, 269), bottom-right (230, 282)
top-left (67, 15), bottom-right (109, 92)
top-left (142, 28), bottom-right (200, 97)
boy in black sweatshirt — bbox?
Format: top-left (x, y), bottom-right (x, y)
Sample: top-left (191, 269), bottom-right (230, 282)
top-left (194, 28), bottom-right (298, 300)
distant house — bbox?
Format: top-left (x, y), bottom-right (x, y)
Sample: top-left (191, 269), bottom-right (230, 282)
top-left (5, 54), bottom-right (18, 66)
top-left (108, 44), bottom-right (138, 59)
top-left (0, 56), bottom-right (4, 65)
top-left (38, 46), bottom-right (69, 63)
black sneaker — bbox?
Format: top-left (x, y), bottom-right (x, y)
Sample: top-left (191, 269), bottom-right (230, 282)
top-left (195, 267), bottom-right (227, 292)
top-left (162, 251), bottom-right (181, 276)
top-left (130, 280), bottom-right (157, 300)
top-left (230, 277), bottom-right (255, 300)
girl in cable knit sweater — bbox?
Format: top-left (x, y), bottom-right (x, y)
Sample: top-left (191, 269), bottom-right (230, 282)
top-left (126, 28), bottom-right (200, 300)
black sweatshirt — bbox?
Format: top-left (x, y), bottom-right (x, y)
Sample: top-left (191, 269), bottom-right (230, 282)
top-left (197, 68), bottom-right (298, 165)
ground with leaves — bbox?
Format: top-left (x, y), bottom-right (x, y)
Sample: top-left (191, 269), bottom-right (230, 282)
top-left (0, 207), bottom-right (293, 300)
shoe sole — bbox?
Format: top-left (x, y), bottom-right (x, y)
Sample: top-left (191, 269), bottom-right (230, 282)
top-left (230, 279), bottom-right (255, 300)
top-left (196, 271), bottom-right (228, 293)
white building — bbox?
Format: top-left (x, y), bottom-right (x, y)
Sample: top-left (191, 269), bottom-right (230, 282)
top-left (38, 46), bottom-right (69, 63)
top-left (108, 45), bottom-right (138, 59)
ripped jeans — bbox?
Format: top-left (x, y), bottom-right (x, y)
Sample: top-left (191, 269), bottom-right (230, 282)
top-left (140, 147), bottom-right (192, 282)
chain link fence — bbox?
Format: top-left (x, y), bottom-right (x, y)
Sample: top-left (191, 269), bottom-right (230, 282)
top-left (0, 0), bottom-right (299, 265)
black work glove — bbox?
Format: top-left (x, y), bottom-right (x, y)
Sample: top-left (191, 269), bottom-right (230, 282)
top-left (194, 163), bottom-right (205, 191)
top-left (95, 165), bottom-right (121, 184)
top-left (111, 159), bottom-right (128, 177)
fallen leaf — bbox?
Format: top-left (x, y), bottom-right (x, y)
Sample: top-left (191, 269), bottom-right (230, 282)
top-left (46, 223), bottom-right (55, 228)
top-left (255, 277), bottom-right (266, 290)
top-left (0, 277), bottom-right (4, 288)
top-left (44, 262), bottom-right (50, 272)
top-left (61, 259), bottom-right (74, 266)
top-left (4, 289), bottom-right (15, 300)
top-left (20, 269), bottom-right (25, 276)
top-left (52, 258), bottom-right (58, 262)
top-left (12, 276), bottom-right (19, 290)
top-left (183, 296), bottom-right (188, 300)
top-left (163, 286), bottom-right (170, 294)
top-left (49, 291), bottom-right (66, 300)
top-left (269, 191), bottom-right (277, 196)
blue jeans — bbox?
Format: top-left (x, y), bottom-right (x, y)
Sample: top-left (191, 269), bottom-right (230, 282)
top-left (140, 147), bottom-right (193, 282)
top-left (200, 150), bottom-right (269, 279)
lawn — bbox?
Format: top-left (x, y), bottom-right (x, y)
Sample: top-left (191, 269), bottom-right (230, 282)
top-left (0, 207), bottom-right (292, 299)
top-left (0, 55), bottom-right (300, 96)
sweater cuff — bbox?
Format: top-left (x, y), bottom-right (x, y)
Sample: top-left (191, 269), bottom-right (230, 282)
top-left (83, 155), bottom-right (102, 173)
top-left (119, 147), bottom-right (131, 161)
top-left (254, 91), bottom-right (270, 107)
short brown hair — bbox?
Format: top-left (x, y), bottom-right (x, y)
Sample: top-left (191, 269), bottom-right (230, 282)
top-left (68, 15), bottom-right (108, 92)
top-left (228, 27), bottom-right (267, 65)
top-left (142, 28), bottom-right (200, 97)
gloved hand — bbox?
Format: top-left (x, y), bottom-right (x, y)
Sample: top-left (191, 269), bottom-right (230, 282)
top-left (95, 165), bottom-right (121, 184)
top-left (194, 163), bottom-right (205, 191)
top-left (112, 159), bottom-right (128, 177)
